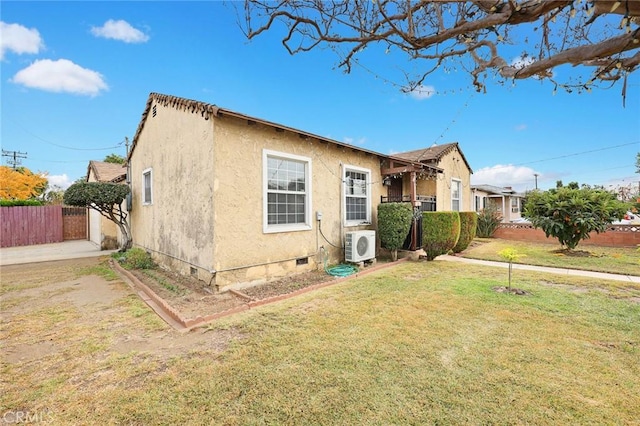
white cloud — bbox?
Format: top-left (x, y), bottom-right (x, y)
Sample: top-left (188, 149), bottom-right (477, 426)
top-left (408, 85), bottom-right (436, 100)
top-left (11, 59), bottom-right (108, 96)
top-left (514, 124), bottom-right (527, 131)
top-left (471, 164), bottom-right (541, 192)
top-left (344, 136), bottom-right (366, 146)
top-left (510, 55), bottom-right (534, 70)
top-left (0, 22), bottom-right (44, 60)
top-left (91, 19), bottom-right (149, 43)
top-left (47, 174), bottom-right (73, 190)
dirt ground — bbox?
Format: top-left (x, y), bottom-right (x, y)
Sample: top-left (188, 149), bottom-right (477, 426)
top-left (0, 257), bottom-right (246, 364)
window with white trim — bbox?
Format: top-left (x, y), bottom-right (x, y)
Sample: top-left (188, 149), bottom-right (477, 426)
top-left (344, 166), bottom-right (371, 225)
top-left (263, 150), bottom-right (312, 233)
top-left (451, 179), bottom-right (461, 211)
top-left (142, 168), bottom-right (153, 205)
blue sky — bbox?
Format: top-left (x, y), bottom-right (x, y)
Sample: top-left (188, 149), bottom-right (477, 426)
top-left (1, 1), bottom-right (639, 193)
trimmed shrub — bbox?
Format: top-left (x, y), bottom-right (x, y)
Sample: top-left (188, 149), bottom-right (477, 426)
top-left (476, 204), bottom-right (501, 238)
top-left (378, 203), bottom-right (414, 260)
top-left (422, 211), bottom-right (460, 261)
top-left (0, 199), bottom-right (44, 206)
top-left (452, 211), bottom-right (478, 253)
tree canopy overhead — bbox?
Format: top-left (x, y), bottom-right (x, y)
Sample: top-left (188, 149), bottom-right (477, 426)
top-left (243, 1), bottom-right (640, 95)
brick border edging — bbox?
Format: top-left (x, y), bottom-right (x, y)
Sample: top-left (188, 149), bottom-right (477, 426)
top-left (110, 258), bottom-right (408, 331)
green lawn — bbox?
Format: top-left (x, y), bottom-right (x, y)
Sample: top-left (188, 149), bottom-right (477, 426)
top-left (2, 259), bottom-right (639, 424)
top-left (460, 238), bottom-right (640, 276)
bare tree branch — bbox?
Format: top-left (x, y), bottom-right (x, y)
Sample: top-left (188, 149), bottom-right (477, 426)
top-left (242, 0), bottom-right (640, 95)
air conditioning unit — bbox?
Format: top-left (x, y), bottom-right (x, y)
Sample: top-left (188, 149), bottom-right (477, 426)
top-left (345, 231), bottom-right (376, 262)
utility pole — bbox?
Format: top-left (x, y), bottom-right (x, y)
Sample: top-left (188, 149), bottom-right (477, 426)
top-left (533, 173), bottom-right (539, 190)
top-left (2, 149), bottom-right (27, 169)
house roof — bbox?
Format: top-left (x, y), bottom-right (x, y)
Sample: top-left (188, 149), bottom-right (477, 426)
top-left (393, 142), bottom-right (473, 173)
top-left (87, 161), bottom-right (126, 183)
top-left (471, 184), bottom-right (519, 196)
top-left (128, 93), bottom-right (441, 174)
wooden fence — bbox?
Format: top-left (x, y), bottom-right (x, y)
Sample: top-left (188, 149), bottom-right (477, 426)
top-left (494, 223), bottom-right (640, 248)
top-left (1, 205), bottom-right (87, 248)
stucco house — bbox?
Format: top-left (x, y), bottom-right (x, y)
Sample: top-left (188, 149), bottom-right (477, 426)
top-left (127, 93), bottom-right (473, 290)
top-left (471, 184), bottom-right (524, 222)
top-left (86, 160), bottom-right (127, 249)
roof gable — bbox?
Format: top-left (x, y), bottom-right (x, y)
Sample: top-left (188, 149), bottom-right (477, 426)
top-left (87, 161), bottom-right (126, 183)
top-left (394, 142), bottom-right (473, 173)
top-left (128, 92), bottom-right (388, 162)
top-left (471, 184), bottom-right (519, 195)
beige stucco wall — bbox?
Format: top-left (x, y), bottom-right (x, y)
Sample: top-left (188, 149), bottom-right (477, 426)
top-left (129, 101), bottom-right (216, 279)
top-left (434, 148), bottom-right (472, 211)
top-left (211, 115), bottom-right (382, 289)
top-left (130, 102), bottom-right (383, 290)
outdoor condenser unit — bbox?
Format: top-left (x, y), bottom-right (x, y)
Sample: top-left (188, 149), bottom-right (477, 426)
top-left (345, 230), bottom-right (376, 262)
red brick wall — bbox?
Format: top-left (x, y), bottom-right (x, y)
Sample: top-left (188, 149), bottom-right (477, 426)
top-left (493, 223), bottom-right (640, 247)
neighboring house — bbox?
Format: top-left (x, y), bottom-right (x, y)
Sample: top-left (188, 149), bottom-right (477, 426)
top-left (86, 160), bottom-right (127, 249)
top-left (471, 184), bottom-right (524, 223)
top-left (127, 93), bottom-right (473, 291)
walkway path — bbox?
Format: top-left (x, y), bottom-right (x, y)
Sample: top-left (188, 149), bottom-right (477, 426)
top-left (0, 240), bottom-right (116, 267)
top-left (440, 254), bottom-right (640, 284)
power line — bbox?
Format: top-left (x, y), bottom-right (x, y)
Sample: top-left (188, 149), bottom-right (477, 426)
top-left (512, 141), bottom-right (639, 167)
top-left (7, 117), bottom-right (124, 151)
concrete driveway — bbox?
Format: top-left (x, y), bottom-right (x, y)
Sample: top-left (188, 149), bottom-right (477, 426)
top-left (0, 240), bottom-right (116, 266)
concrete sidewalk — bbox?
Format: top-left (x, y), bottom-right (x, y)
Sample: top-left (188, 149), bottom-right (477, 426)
top-left (439, 254), bottom-right (640, 283)
top-left (0, 240), bottom-right (117, 267)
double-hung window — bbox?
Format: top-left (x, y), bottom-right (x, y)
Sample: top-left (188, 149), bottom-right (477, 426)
top-left (511, 197), bottom-right (520, 213)
top-left (142, 168), bottom-right (153, 205)
top-left (451, 179), bottom-right (461, 211)
top-left (263, 150), bottom-right (311, 233)
top-left (344, 166), bottom-right (371, 226)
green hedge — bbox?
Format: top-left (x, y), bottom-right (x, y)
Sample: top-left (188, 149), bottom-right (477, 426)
top-left (378, 203), bottom-right (413, 251)
top-left (0, 199), bottom-right (44, 206)
top-left (452, 211), bottom-right (478, 253)
top-left (422, 211), bottom-right (460, 261)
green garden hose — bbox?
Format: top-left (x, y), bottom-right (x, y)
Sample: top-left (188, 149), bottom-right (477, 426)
top-left (321, 247), bottom-right (358, 277)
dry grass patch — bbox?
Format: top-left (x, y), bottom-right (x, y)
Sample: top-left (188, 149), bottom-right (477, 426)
top-left (1, 258), bottom-right (638, 424)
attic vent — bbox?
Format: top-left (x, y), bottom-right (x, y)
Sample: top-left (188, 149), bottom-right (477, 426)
top-left (152, 105), bottom-right (157, 117)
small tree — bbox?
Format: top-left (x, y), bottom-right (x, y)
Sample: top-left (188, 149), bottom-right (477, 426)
top-left (378, 202), bottom-right (413, 261)
top-left (498, 247), bottom-right (524, 291)
top-left (452, 212), bottom-right (478, 253)
top-left (0, 166), bottom-right (48, 200)
top-left (422, 211), bottom-right (460, 261)
top-left (523, 186), bottom-right (627, 251)
top-left (476, 203), bottom-right (501, 238)
top-left (64, 182), bottom-right (132, 250)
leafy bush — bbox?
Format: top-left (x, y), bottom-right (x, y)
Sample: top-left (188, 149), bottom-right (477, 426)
top-left (452, 211), bottom-right (478, 253)
top-left (476, 204), bottom-right (501, 238)
top-left (421, 211), bottom-right (460, 261)
top-left (378, 203), bottom-right (413, 260)
top-left (115, 248), bottom-right (155, 270)
top-left (524, 186), bottom-right (627, 250)
top-left (0, 199), bottom-right (44, 206)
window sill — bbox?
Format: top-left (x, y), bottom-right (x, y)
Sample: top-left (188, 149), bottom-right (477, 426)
top-left (263, 224), bottom-right (312, 234)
